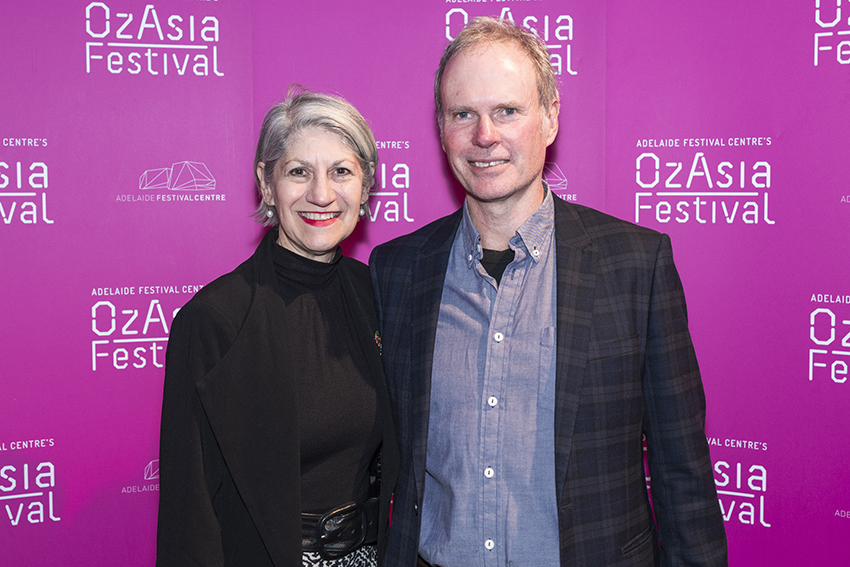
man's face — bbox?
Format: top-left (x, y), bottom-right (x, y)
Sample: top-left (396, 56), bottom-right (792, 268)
top-left (439, 41), bottom-right (559, 208)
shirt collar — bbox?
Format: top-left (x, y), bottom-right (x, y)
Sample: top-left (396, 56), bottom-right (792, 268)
top-left (516, 185), bottom-right (555, 264)
top-left (459, 183), bottom-right (556, 270)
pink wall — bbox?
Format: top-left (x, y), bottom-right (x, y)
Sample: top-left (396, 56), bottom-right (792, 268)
top-left (1, 1), bottom-right (847, 564)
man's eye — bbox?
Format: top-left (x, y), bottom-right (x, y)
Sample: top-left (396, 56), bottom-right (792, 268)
top-left (456, 111), bottom-right (469, 119)
top-left (504, 108), bottom-right (517, 115)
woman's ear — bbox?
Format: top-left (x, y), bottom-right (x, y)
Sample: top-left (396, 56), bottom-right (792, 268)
top-left (362, 162), bottom-right (375, 204)
top-left (257, 162), bottom-right (273, 205)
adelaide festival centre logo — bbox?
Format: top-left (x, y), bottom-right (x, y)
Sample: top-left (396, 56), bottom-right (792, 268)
top-left (122, 459), bottom-right (160, 495)
top-left (140, 161), bottom-right (215, 191)
top-left (144, 459), bottom-right (160, 481)
top-left (116, 160), bottom-right (225, 203)
top-left (444, 6), bottom-right (577, 76)
top-left (543, 162), bottom-right (578, 203)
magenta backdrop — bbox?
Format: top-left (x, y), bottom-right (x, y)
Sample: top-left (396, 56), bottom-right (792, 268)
top-left (1, 1), bottom-right (847, 565)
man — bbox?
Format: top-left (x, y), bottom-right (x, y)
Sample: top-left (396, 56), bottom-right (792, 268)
top-left (370, 17), bottom-right (728, 567)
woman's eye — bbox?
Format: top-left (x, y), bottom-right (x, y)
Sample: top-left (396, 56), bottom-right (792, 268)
top-left (335, 167), bottom-right (351, 176)
top-left (289, 167), bottom-right (306, 176)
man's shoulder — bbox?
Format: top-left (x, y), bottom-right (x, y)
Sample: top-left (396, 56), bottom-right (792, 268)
top-left (370, 209), bottom-right (462, 264)
top-left (554, 198), bottom-right (665, 251)
top-left (556, 197), bottom-right (658, 235)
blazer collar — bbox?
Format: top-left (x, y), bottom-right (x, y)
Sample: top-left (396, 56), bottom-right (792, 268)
top-left (409, 209), bottom-right (462, 496)
top-left (551, 198), bottom-right (598, 501)
top-left (195, 228), bottom-right (303, 563)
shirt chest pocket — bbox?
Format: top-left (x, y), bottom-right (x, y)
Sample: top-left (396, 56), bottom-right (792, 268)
top-left (536, 326), bottom-right (557, 411)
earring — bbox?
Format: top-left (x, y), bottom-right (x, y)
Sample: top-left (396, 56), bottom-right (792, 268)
top-left (359, 204), bottom-right (366, 218)
top-left (266, 208), bottom-right (274, 218)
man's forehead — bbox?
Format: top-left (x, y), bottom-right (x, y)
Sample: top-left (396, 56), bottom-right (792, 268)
top-left (441, 41), bottom-right (537, 106)
top-left (449, 39), bottom-right (527, 69)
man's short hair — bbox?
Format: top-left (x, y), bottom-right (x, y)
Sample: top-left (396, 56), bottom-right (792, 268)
top-left (434, 16), bottom-right (559, 130)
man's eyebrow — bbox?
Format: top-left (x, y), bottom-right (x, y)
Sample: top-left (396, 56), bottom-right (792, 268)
top-left (445, 104), bottom-right (474, 115)
top-left (496, 100), bottom-right (526, 110)
top-left (446, 101), bottom-right (527, 115)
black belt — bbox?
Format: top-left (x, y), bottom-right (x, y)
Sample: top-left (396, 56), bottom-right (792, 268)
top-left (417, 555), bottom-right (441, 567)
top-left (302, 498), bottom-right (379, 560)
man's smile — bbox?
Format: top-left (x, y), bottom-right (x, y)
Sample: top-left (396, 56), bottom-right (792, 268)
top-left (469, 159), bottom-right (509, 168)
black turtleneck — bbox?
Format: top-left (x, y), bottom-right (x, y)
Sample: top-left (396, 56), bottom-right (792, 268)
top-left (271, 243), bottom-right (381, 514)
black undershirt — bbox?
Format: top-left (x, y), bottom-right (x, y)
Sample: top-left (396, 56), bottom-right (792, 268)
top-left (480, 248), bottom-right (515, 285)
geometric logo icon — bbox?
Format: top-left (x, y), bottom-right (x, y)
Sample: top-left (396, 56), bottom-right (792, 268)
top-left (144, 459), bottom-right (160, 481)
top-left (169, 161), bottom-right (215, 191)
top-left (139, 168), bottom-right (171, 190)
top-left (543, 161), bottom-right (568, 195)
top-left (138, 161), bottom-right (216, 191)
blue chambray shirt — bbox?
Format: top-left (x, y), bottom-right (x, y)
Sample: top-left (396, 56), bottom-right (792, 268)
top-left (419, 188), bottom-right (560, 567)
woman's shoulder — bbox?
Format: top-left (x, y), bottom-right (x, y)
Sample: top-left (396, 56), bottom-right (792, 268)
top-left (178, 258), bottom-right (254, 327)
top-left (339, 255), bottom-right (374, 295)
top-left (339, 254), bottom-right (368, 274)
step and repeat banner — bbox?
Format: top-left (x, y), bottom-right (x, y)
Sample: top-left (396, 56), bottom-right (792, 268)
top-left (1, 1), bottom-right (847, 565)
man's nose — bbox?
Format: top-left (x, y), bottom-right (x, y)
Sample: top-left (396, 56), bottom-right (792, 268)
top-left (473, 115), bottom-right (500, 148)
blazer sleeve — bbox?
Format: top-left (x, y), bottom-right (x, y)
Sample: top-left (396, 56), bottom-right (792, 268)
top-left (641, 234), bottom-right (728, 567)
top-left (156, 300), bottom-right (239, 567)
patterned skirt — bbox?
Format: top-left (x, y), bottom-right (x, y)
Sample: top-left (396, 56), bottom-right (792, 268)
top-left (301, 544), bottom-right (377, 567)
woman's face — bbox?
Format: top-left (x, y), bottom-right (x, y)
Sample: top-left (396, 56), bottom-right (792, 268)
top-left (259, 127), bottom-right (366, 262)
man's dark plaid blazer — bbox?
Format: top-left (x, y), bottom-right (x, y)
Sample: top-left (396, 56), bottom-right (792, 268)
top-left (369, 195), bottom-right (728, 567)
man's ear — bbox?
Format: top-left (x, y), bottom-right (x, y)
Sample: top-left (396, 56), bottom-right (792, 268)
top-left (545, 99), bottom-right (560, 147)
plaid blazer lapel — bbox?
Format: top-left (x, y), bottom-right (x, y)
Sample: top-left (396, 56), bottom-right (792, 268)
top-left (407, 214), bottom-right (459, 500)
top-left (552, 198), bottom-right (598, 502)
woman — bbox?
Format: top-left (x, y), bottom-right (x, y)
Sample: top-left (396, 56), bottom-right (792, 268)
top-left (157, 89), bottom-right (398, 567)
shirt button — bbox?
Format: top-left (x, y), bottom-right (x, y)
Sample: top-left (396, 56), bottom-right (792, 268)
top-left (532, 249), bottom-right (540, 257)
top-left (484, 539), bottom-right (495, 550)
top-left (468, 254), bottom-right (473, 262)
top-left (487, 396), bottom-right (498, 407)
top-left (484, 467), bottom-right (494, 478)
top-left (493, 332), bottom-right (504, 342)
